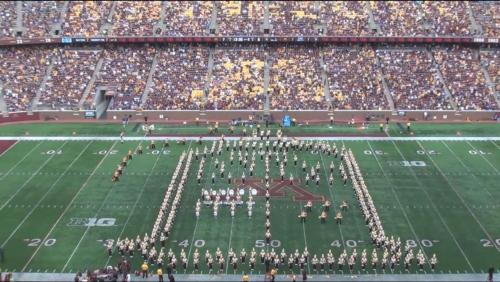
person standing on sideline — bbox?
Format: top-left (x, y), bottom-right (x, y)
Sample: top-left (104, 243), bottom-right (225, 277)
top-left (141, 261), bottom-right (149, 278)
top-left (157, 267), bottom-right (164, 282)
top-left (242, 272), bottom-right (250, 282)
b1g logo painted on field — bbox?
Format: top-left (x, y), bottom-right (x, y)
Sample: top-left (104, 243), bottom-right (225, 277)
top-left (67, 217), bottom-right (117, 227)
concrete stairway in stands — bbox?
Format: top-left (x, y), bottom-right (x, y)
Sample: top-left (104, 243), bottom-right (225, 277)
top-left (0, 82), bottom-right (8, 116)
top-left (79, 54), bottom-right (104, 110)
top-left (100, 1), bottom-right (118, 36)
top-left (202, 46), bottom-right (215, 108)
top-left (465, 1), bottom-right (483, 36)
top-left (424, 47), bottom-right (458, 111)
top-left (209, 2), bottom-right (218, 35)
top-left (263, 54), bottom-right (271, 113)
top-left (478, 51), bottom-right (500, 109)
top-left (49, 1), bottom-right (69, 37)
top-left (365, 2), bottom-right (381, 35)
top-left (13, 1), bottom-right (26, 37)
top-left (373, 50), bottom-right (396, 111)
top-left (30, 57), bottom-right (56, 112)
top-left (318, 48), bottom-right (332, 108)
top-left (139, 49), bottom-right (160, 108)
top-left (261, 1), bottom-right (270, 34)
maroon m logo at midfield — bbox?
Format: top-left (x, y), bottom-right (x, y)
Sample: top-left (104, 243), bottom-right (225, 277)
top-left (235, 179), bottom-right (325, 202)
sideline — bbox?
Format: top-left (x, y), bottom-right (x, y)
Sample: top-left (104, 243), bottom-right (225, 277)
top-left (1, 136), bottom-right (500, 141)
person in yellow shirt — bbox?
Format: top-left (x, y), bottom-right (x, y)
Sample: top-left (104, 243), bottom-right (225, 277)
top-left (141, 261), bottom-right (149, 278)
top-left (242, 272), bottom-right (250, 282)
top-left (157, 267), bottom-right (164, 282)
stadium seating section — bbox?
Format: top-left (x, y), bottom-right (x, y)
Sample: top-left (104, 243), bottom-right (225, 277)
top-left (0, 1), bottom-right (498, 112)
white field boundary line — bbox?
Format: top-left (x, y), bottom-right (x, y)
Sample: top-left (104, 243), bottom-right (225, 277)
top-left (464, 141), bottom-right (500, 174)
top-left (1, 141), bottom-right (93, 248)
top-left (1, 136), bottom-right (500, 141)
top-left (103, 144), bottom-right (164, 267)
top-left (415, 140), bottom-right (500, 253)
top-left (386, 141), bottom-right (476, 271)
top-left (365, 141), bottom-right (433, 270)
top-left (0, 142), bottom-right (43, 181)
top-left (21, 141), bottom-right (118, 272)
top-left (0, 141), bottom-right (68, 211)
top-left (441, 141), bottom-right (498, 202)
top-left (0, 140), bottom-right (18, 157)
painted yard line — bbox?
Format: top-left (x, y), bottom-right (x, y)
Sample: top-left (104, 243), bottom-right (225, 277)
top-left (224, 217), bottom-right (235, 274)
top-left (2, 136), bottom-right (500, 141)
top-left (390, 141), bottom-right (476, 271)
top-left (318, 147), bottom-right (345, 246)
top-left (225, 142), bottom-right (243, 275)
top-left (0, 142), bottom-right (43, 182)
top-left (464, 141), bottom-right (500, 174)
top-left (21, 141), bottom-right (118, 272)
top-left (104, 144), bottom-right (164, 267)
top-left (186, 218), bottom-right (200, 269)
top-left (440, 141), bottom-right (497, 201)
top-left (490, 141), bottom-right (500, 151)
top-left (300, 211), bottom-right (312, 274)
top-left (366, 141), bottom-right (433, 269)
top-left (415, 140), bottom-right (500, 253)
top-left (1, 141), bottom-right (93, 248)
top-left (0, 140), bottom-right (18, 157)
top-left (0, 141), bottom-right (67, 211)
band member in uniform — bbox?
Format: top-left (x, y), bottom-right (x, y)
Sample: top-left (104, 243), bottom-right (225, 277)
top-left (323, 200), bottom-right (331, 211)
top-left (319, 211), bottom-right (327, 223)
top-left (137, 144), bottom-right (143, 154)
top-left (298, 210), bottom-right (307, 223)
top-left (430, 254), bottom-right (437, 271)
top-left (150, 140), bottom-right (155, 150)
top-left (335, 211), bottom-right (343, 224)
top-left (128, 149), bottom-right (133, 160)
top-left (305, 201), bottom-right (313, 212)
top-left (340, 200), bottom-right (348, 211)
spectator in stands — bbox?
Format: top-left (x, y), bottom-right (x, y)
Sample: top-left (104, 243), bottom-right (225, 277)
top-left (323, 46), bottom-right (387, 110)
top-left (111, 1), bottom-right (161, 36)
top-left (269, 46), bottom-right (325, 110)
top-left (378, 48), bottom-right (450, 110)
top-left (434, 45), bottom-right (496, 110)
top-left (207, 45), bottom-right (266, 110)
top-left (0, 1), bottom-right (15, 38)
top-left (216, 1), bottom-right (264, 36)
top-left (269, 1), bottom-right (318, 36)
top-left (163, 1), bottom-right (212, 36)
top-left (63, 1), bottom-right (112, 37)
top-left (321, 1), bottom-right (371, 36)
top-left (39, 48), bottom-right (100, 110)
top-left (422, 1), bottom-right (471, 36)
top-left (22, 1), bottom-right (63, 38)
top-left (145, 46), bottom-right (208, 110)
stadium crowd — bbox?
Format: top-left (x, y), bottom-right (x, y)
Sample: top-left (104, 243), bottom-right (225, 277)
top-left (207, 45), bottom-right (266, 110)
top-left (145, 46), bottom-right (208, 110)
top-left (433, 46), bottom-right (497, 110)
top-left (377, 48), bottom-right (450, 110)
top-left (323, 46), bottom-right (387, 110)
top-left (38, 49), bottom-right (100, 110)
top-left (1, 44), bottom-right (498, 112)
top-left (216, 1), bottom-right (264, 36)
top-left (0, 1), bottom-right (498, 38)
top-left (269, 46), bottom-right (324, 110)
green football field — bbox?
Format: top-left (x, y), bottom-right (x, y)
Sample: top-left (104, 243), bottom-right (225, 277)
top-left (0, 123), bottom-right (499, 277)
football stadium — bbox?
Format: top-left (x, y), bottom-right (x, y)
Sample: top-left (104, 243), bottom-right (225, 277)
top-left (0, 1), bottom-right (499, 282)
